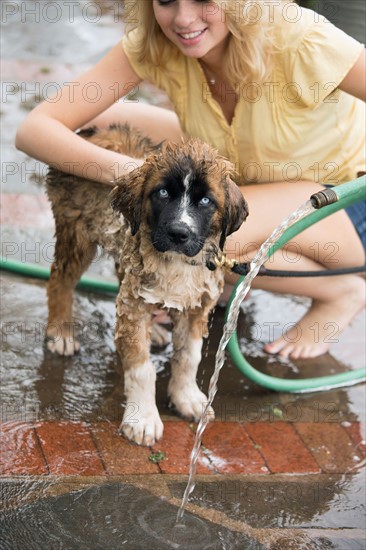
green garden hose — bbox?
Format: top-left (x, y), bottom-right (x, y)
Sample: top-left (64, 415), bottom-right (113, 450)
top-left (0, 258), bottom-right (119, 294)
top-left (226, 176), bottom-right (366, 392)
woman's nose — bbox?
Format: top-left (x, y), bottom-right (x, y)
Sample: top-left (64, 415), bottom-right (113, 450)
top-left (173, 0), bottom-right (200, 29)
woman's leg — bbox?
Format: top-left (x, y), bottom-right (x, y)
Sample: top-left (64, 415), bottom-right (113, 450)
top-left (81, 102), bottom-right (183, 143)
top-left (225, 180), bottom-right (365, 359)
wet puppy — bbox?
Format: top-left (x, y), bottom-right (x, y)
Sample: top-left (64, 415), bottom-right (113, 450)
top-left (46, 124), bottom-right (248, 445)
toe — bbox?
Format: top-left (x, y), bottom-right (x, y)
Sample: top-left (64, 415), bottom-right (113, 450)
top-left (264, 340), bottom-right (287, 355)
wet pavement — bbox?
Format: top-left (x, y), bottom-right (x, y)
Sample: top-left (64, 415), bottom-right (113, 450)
top-left (1, 2), bottom-right (366, 549)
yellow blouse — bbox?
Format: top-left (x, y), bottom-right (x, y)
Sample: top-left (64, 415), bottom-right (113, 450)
top-left (122, 7), bottom-right (365, 185)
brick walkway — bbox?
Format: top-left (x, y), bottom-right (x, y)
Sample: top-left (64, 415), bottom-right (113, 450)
top-left (1, 420), bottom-right (365, 477)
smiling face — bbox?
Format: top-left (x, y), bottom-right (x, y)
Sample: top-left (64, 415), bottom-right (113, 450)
top-left (152, 0), bottom-right (230, 63)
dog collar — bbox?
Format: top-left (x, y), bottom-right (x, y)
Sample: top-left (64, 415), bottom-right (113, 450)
top-left (206, 251), bottom-right (236, 272)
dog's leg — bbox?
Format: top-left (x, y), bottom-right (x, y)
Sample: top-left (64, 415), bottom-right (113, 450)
top-left (47, 222), bottom-right (97, 356)
top-left (168, 312), bottom-right (215, 422)
top-left (115, 302), bottom-right (163, 446)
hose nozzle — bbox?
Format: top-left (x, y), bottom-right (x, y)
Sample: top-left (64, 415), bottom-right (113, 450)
top-left (310, 188), bottom-right (339, 209)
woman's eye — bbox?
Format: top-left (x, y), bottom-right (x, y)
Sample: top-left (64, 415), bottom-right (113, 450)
top-left (156, 0), bottom-right (208, 4)
top-left (199, 197), bottom-right (211, 206)
top-left (158, 188), bottom-right (169, 198)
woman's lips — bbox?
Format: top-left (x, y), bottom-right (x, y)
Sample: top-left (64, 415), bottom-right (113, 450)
top-left (175, 28), bottom-right (207, 45)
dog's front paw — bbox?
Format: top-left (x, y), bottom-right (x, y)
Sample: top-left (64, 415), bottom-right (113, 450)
top-left (169, 384), bottom-right (215, 423)
top-left (119, 404), bottom-right (164, 446)
top-left (46, 324), bottom-right (80, 356)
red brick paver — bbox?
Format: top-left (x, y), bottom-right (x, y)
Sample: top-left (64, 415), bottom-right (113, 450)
top-left (151, 422), bottom-right (214, 474)
top-left (202, 422), bottom-right (269, 474)
top-left (244, 422), bottom-right (320, 474)
top-left (0, 422), bottom-right (48, 475)
top-left (295, 423), bottom-right (363, 473)
top-left (2, 420), bottom-right (364, 477)
top-left (342, 422), bottom-right (366, 458)
top-left (90, 422), bottom-right (159, 475)
top-left (35, 421), bottom-right (105, 476)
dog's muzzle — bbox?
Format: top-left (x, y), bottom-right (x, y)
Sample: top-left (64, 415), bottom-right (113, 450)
top-left (167, 222), bottom-right (191, 245)
top-left (153, 222), bottom-right (202, 257)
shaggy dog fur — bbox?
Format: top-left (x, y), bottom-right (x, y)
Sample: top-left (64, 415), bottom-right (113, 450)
top-left (46, 124), bottom-right (248, 445)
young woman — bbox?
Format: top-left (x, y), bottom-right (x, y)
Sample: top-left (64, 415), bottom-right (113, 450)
top-left (16, 0), bottom-right (365, 359)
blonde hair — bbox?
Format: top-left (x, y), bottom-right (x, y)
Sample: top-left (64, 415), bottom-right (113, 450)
top-left (123, 0), bottom-right (276, 86)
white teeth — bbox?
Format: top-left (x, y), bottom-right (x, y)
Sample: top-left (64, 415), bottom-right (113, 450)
top-left (180, 30), bottom-right (204, 40)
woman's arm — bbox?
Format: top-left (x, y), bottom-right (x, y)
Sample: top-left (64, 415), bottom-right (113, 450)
top-left (338, 49), bottom-right (366, 102)
top-left (15, 42), bottom-right (143, 184)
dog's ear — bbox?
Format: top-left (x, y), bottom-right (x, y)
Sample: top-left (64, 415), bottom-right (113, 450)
top-left (110, 162), bottom-right (153, 236)
top-left (220, 170), bottom-right (249, 250)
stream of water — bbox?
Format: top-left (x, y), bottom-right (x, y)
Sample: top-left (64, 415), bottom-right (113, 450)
top-left (176, 199), bottom-right (316, 523)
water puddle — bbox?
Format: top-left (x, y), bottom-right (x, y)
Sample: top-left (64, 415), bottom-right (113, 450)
top-left (2, 475), bottom-right (365, 549)
top-left (0, 481), bottom-right (262, 550)
top-left (169, 473), bottom-right (366, 549)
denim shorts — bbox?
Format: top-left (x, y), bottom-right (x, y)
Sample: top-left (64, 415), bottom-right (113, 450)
top-left (324, 184), bottom-right (366, 252)
top-left (345, 199), bottom-right (366, 252)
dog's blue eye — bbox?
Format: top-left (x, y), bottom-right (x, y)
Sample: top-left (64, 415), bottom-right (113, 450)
top-left (199, 197), bottom-right (211, 206)
top-left (158, 188), bottom-right (169, 199)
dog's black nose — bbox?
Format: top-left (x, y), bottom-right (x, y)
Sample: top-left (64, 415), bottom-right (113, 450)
top-left (167, 223), bottom-right (190, 244)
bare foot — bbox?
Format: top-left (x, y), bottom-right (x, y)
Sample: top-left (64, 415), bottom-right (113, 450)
top-left (264, 277), bottom-right (365, 359)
